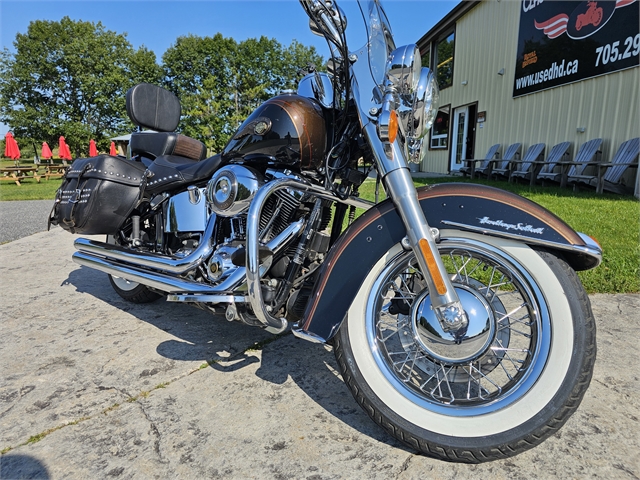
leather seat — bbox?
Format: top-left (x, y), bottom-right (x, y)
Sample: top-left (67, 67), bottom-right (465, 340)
top-left (130, 132), bottom-right (207, 161)
top-left (125, 83), bottom-right (207, 162)
top-left (145, 154), bottom-right (223, 194)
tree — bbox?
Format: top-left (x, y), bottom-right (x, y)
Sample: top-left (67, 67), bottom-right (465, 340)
top-left (162, 34), bottom-right (323, 153)
top-left (0, 17), bottom-right (161, 158)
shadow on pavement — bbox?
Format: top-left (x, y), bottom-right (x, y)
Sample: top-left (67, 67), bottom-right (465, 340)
top-left (63, 266), bottom-right (409, 453)
top-left (0, 454), bottom-right (50, 479)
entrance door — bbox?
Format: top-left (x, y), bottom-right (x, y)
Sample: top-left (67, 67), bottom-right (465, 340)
top-left (450, 106), bottom-right (469, 172)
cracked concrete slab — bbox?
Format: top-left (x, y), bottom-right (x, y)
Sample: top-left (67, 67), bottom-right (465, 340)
top-left (1, 228), bottom-right (639, 479)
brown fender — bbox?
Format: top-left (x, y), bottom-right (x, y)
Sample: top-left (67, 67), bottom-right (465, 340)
top-left (296, 183), bottom-right (601, 342)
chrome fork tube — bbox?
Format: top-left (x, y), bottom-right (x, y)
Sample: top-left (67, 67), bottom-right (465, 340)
top-left (362, 122), bottom-right (465, 318)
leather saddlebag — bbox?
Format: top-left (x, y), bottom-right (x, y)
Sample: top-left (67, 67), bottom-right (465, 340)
top-left (49, 155), bottom-right (146, 234)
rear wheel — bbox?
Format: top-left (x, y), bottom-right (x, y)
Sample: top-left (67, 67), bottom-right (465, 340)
top-left (106, 235), bottom-right (162, 304)
top-left (334, 231), bottom-right (596, 462)
top-left (108, 274), bottom-right (162, 303)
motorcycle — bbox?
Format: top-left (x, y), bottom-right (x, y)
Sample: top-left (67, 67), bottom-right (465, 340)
top-left (49, 0), bottom-right (601, 463)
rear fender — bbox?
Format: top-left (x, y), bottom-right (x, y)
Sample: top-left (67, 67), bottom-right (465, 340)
top-left (295, 183), bottom-right (601, 343)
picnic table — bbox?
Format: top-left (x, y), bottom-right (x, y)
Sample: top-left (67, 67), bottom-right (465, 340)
top-left (44, 164), bottom-right (69, 180)
top-left (0, 166), bottom-right (41, 186)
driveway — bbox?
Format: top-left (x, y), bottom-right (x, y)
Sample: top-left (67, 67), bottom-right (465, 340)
top-left (0, 226), bottom-right (638, 479)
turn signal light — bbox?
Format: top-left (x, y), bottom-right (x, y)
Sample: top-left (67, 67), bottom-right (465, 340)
top-left (388, 110), bottom-right (398, 144)
top-left (418, 238), bottom-right (447, 295)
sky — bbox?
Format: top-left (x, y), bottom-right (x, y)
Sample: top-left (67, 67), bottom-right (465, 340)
top-left (0, 0), bottom-right (460, 136)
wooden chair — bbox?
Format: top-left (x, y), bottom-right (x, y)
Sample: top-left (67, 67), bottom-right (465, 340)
top-left (536, 141), bottom-right (572, 186)
top-left (459, 144), bottom-right (500, 178)
top-left (489, 143), bottom-right (522, 180)
top-left (509, 143), bottom-right (546, 186)
top-left (558, 138), bottom-right (603, 187)
top-left (569, 138), bottom-right (639, 194)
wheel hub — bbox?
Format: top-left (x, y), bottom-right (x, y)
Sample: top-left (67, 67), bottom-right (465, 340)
top-left (411, 284), bottom-right (496, 364)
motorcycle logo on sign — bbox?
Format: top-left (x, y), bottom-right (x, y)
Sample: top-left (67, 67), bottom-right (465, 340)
top-left (535, 0), bottom-right (633, 39)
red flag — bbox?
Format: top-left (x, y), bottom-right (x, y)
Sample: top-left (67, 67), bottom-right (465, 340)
top-left (58, 136), bottom-right (72, 160)
top-left (110, 141), bottom-right (117, 156)
top-left (4, 132), bottom-right (21, 160)
top-left (89, 139), bottom-right (98, 157)
top-left (41, 142), bottom-right (53, 159)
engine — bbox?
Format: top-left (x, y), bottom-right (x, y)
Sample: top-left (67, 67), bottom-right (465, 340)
top-left (201, 166), bottom-right (331, 321)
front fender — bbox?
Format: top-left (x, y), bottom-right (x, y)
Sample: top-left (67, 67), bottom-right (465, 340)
top-left (295, 183), bottom-right (601, 343)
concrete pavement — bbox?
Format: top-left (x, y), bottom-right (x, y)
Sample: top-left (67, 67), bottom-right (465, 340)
top-left (0, 227), bottom-right (638, 479)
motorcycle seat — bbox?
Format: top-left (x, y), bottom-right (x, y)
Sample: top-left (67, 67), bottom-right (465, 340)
top-left (126, 83), bottom-right (207, 162)
top-left (145, 154), bottom-right (223, 193)
top-left (130, 131), bottom-right (207, 161)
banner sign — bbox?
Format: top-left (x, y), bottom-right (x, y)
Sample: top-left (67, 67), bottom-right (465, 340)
top-left (513, 0), bottom-right (639, 97)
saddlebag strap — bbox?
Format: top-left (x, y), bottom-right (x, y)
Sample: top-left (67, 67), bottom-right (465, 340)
top-left (63, 162), bottom-right (93, 232)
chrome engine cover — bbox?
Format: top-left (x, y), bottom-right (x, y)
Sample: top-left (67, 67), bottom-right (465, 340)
top-left (206, 165), bottom-right (264, 217)
top-left (164, 188), bottom-right (208, 233)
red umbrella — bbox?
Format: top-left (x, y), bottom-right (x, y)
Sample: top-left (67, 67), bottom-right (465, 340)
top-left (41, 142), bottom-right (53, 159)
top-left (4, 132), bottom-right (21, 160)
top-left (58, 136), bottom-right (72, 161)
top-left (89, 139), bottom-right (98, 157)
top-left (109, 141), bottom-right (118, 156)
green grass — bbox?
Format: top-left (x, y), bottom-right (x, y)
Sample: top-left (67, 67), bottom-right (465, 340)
top-left (1, 158), bottom-right (64, 201)
top-left (1, 169), bottom-right (637, 293)
top-left (400, 177), bottom-right (638, 294)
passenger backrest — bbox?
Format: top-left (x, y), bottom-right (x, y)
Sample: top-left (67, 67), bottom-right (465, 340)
top-left (126, 83), bottom-right (181, 132)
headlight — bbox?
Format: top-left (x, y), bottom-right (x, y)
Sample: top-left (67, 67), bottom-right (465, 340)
top-left (386, 44), bottom-right (421, 96)
top-left (406, 68), bottom-right (439, 163)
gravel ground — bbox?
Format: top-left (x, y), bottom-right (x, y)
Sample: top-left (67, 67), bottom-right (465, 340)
top-left (0, 199), bottom-right (53, 244)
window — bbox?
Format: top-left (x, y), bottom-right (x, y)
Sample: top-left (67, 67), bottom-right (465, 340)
top-left (421, 50), bottom-right (430, 72)
top-left (430, 105), bottom-right (450, 149)
top-left (435, 31), bottom-right (455, 89)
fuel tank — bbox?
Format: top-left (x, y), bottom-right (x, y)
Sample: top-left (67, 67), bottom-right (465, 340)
top-left (222, 94), bottom-right (327, 171)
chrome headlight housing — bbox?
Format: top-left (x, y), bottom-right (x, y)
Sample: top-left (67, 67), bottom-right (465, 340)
top-left (406, 68), bottom-right (439, 163)
top-left (386, 44), bottom-right (421, 97)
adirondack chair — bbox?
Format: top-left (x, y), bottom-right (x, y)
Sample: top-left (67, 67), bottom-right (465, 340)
top-left (509, 143), bottom-right (546, 186)
top-left (569, 138), bottom-right (639, 194)
top-left (459, 144), bottom-right (500, 178)
top-left (558, 138), bottom-right (603, 188)
top-left (489, 143), bottom-right (522, 180)
top-left (536, 141), bottom-right (572, 186)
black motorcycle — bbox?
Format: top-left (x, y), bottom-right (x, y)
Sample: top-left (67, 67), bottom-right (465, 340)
top-left (50, 0), bottom-right (601, 462)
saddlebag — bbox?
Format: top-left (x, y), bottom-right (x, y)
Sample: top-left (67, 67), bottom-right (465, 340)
top-left (49, 155), bottom-right (146, 235)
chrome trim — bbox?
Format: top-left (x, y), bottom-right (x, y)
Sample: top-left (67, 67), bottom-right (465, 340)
top-left (73, 252), bottom-right (226, 294)
top-left (382, 167), bottom-right (462, 311)
top-left (246, 176), bottom-right (371, 333)
top-left (577, 232), bottom-right (604, 266)
top-left (292, 328), bottom-right (326, 344)
top-left (74, 214), bottom-right (306, 298)
top-left (297, 72), bottom-right (335, 109)
top-left (441, 221), bottom-right (603, 267)
top-left (164, 188), bottom-right (208, 233)
top-left (167, 294), bottom-right (246, 303)
top-left (75, 213), bottom-right (217, 275)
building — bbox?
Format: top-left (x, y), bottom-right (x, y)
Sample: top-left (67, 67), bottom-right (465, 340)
top-left (417, 0), bottom-right (639, 179)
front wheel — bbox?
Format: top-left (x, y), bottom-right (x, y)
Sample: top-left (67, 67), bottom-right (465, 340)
top-left (334, 231), bottom-right (596, 462)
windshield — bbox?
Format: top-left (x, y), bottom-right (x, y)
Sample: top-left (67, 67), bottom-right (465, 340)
top-left (363, 0), bottom-right (395, 87)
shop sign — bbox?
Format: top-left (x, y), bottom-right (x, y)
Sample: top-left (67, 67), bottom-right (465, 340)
top-left (513, 0), bottom-right (639, 97)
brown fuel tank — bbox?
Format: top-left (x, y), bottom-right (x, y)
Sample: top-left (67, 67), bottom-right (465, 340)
top-left (223, 93), bottom-right (327, 171)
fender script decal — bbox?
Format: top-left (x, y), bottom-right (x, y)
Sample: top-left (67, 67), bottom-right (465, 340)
top-left (477, 216), bottom-right (545, 234)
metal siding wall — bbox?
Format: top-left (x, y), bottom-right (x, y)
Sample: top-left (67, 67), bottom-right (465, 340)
top-left (420, 0), bottom-right (639, 173)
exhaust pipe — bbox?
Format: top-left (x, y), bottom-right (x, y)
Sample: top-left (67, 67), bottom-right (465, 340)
top-left (73, 251), bottom-right (229, 294)
top-left (74, 213), bottom-right (218, 275)
top-left (72, 218), bottom-right (306, 294)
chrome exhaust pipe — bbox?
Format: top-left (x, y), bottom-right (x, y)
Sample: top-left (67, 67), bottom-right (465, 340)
top-left (74, 213), bottom-right (218, 275)
top-left (72, 217), bottom-right (306, 295)
top-left (73, 251), bottom-right (224, 294)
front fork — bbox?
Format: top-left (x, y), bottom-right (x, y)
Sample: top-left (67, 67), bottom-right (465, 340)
top-left (362, 121), bottom-right (469, 332)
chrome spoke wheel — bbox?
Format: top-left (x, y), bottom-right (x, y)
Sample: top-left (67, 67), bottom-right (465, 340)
top-left (368, 239), bottom-right (547, 413)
